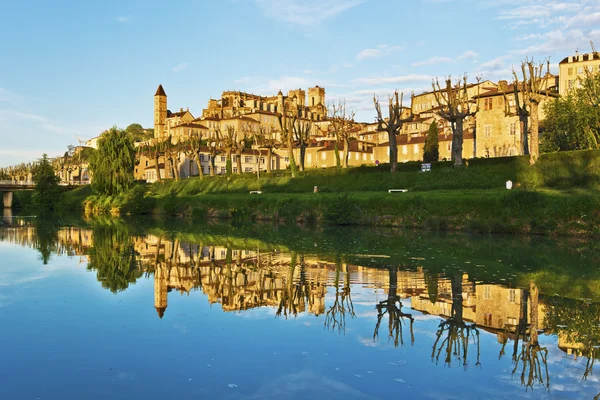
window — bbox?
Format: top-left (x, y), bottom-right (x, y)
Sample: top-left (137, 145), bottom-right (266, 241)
top-left (220, 156), bottom-right (226, 162)
top-left (355, 152), bottom-right (359, 160)
top-left (484, 98), bottom-right (493, 111)
top-left (402, 145), bottom-right (407, 155)
top-left (200, 154), bottom-right (205, 161)
top-left (413, 144), bottom-right (419, 154)
top-left (220, 167), bottom-right (226, 173)
top-left (484, 313), bottom-right (493, 326)
top-left (484, 125), bottom-right (492, 138)
top-left (321, 152), bottom-right (326, 160)
top-left (284, 157), bottom-right (290, 162)
top-left (509, 289), bottom-right (516, 303)
top-left (245, 167), bottom-right (253, 172)
top-left (567, 67), bottom-right (573, 76)
top-left (509, 122), bottom-right (517, 136)
top-left (484, 286), bottom-right (491, 300)
top-left (568, 80), bottom-right (574, 89)
top-left (245, 156), bottom-right (253, 163)
top-left (233, 167), bottom-right (238, 173)
top-left (578, 66), bottom-right (584, 74)
top-left (307, 154), bottom-right (312, 163)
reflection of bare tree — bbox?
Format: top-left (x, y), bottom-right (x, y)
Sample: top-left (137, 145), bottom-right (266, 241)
top-left (512, 283), bottom-right (549, 391)
top-left (277, 253), bottom-right (303, 318)
top-left (373, 266), bottom-right (414, 347)
top-left (324, 259), bottom-right (356, 335)
top-left (431, 272), bottom-right (480, 368)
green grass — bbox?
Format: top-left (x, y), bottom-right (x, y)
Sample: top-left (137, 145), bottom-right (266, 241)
top-left (32, 149), bottom-right (600, 235)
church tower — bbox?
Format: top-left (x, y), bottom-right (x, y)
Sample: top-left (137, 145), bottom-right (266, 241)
top-left (154, 84), bottom-right (167, 139)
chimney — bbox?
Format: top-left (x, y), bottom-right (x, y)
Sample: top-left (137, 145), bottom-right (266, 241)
top-left (180, 108), bottom-right (183, 112)
top-left (498, 80), bottom-right (508, 92)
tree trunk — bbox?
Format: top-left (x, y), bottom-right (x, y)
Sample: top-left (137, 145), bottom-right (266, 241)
top-left (195, 153), bottom-right (204, 180)
top-left (452, 119), bottom-right (465, 167)
top-left (210, 156), bottom-right (216, 177)
top-left (267, 148), bottom-right (273, 173)
top-left (334, 142), bottom-right (341, 167)
top-left (225, 148), bottom-right (232, 175)
top-left (529, 102), bottom-right (539, 164)
top-left (287, 139), bottom-right (296, 178)
top-left (154, 153), bottom-right (162, 182)
top-left (343, 137), bottom-right (350, 168)
top-left (388, 132), bottom-right (398, 173)
top-left (519, 115), bottom-right (529, 156)
top-left (450, 272), bottom-right (463, 323)
top-left (299, 145), bottom-right (306, 172)
top-left (236, 148), bottom-right (243, 175)
top-left (171, 156), bottom-right (179, 181)
top-left (529, 282), bottom-right (539, 345)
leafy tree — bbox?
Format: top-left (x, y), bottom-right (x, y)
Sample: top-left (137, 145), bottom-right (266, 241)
top-left (423, 121), bottom-right (439, 163)
top-left (89, 126), bottom-right (135, 195)
top-left (87, 224), bottom-right (142, 293)
top-left (125, 123), bottom-right (150, 142)
top-left (541, 72), bottom-right (600, 152)
top-left (32, 153), bottom-right (61, 212)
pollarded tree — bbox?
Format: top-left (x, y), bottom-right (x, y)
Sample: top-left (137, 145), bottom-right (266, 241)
top-left (432, 75), bottom-right (479, 167)
top-left (512, 58), bottom-right (551, 164)
top-left (182, 129), bottom-right (205, 179)
top-left (374, 91), bottom-right (414, 173)
top-left (423, 120), bottom-right (439, 163)
top-left (256, 125), bottom-right (278, 173)
top-left (235, 124), bottom-right (254, 175)
top-left (277, 108), bottom-right (298, 178)
top-left (293, 119), bottom-right (312, 171)
top-left (328, 100), bottom-right (356, 168)
top-left (89, 126), bottom-right (135, 195)
top-left (207, 129), bottom-right (222, 176)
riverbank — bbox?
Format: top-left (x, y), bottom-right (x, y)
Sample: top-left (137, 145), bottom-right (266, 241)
top-left (13, 149), bottom-right (600, 236)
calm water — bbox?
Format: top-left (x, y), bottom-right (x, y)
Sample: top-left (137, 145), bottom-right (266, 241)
top-left (1, 216), bottom-right (599, 399)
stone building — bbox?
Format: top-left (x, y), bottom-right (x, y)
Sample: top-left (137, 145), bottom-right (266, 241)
top-left (558, 51), bottom-right (600, 96)
top-left (473, 78), bottom-right (557, 158)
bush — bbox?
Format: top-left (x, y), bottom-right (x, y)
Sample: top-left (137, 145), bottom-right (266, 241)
top-left (322, 194), bottom-right (362, 225)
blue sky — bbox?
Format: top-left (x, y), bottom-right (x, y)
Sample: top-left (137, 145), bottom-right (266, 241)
top-left (1, 0), bottom-right (599, 167)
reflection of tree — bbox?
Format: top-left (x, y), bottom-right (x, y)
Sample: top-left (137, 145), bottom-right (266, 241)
top-left (544, 291), bottom-right (600, 391)
top-left (87, 224), bottom-right (142, 293)
top-left (373, 266), bottom-right (414, 347)
top-left (277, 253), bottom-right (304, 318)
top-left (32, 218), bottom-right (59, 265)
top-left (431, 272), bottom-right (480, 368)
top-left (324, 259), bottom-right (355, 334)
top-left (510, 283), bottom-right (549, 391)
top-left (498, 283), bottom-right (549, 391)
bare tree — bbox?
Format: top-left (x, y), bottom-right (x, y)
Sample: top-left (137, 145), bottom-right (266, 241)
top-left (293, 119), bottom-right (312, 171)
top-left (373, 266), bottom-right (414, 347)
top-left (235, 123), bottom-right (254, 175)
top-left (502, 82), bottom-right (530, 156)
top-left (207, 129), bottom-right (222, 176)
top-left (162, 136), bottom-right (180, 181)
top-left (324, 261), bottom-right (356, 335)
top-left (219, 126), bottom-right (236, 175)
top-left (512, 58), bottom-right (550, 164)
top-left (432, 75), bottom-right (479, 167)
top-left (182, 129), bottom-right (205, 180)
top-left (374, 91), bottom-right (413, 173)
top-left (255, 125), bottom-right (278, 174)
top-left (328, 100), bottom-right (356, 168)
top-left (277, 108), bottom-right (298, 177)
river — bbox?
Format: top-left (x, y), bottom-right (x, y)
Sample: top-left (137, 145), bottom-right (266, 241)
top-left (1, 215), bottom-right (599, 399)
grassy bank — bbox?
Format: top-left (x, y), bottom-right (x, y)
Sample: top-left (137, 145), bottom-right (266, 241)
top-left (16, 149), bottom-right (600, 236)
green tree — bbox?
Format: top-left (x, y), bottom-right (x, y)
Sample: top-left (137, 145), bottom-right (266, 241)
top-left (89, 127), bottom-right (135, 195)
top-left (423, 121), bottom-right (439, 163)
top-left (125, 123), bottom-right (149, 142)
top-left (32, 154), bottom-right (61, 212)
top-left (541, 72), bottom-right (600, 152)
top-left (87, 224), bottom-right (142, 293)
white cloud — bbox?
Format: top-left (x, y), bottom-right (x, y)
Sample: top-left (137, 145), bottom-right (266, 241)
top-left (355, 44), bottom-right (402, 61)
top-left (352, 74), bottom-right (432, 85)
top-left (254, 0), bottom-right (365, 26)
top-left (172, 62), bottom-right (189, 72)
top-left (115, 16), bottom-right (131, 23)
top-left (480, 56), bottom-right (506, 70)
top-left (457, 50), bottom-right (479, 61)
top-left (412, 56), bottom-right (453, 67)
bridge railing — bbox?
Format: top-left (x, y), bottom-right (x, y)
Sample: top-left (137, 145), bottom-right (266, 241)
top-left (0, 180), bottom-right (34, 186)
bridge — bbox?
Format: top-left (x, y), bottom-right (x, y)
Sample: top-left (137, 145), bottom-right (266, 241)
top-left (0, 180), bottom-right (87, 208)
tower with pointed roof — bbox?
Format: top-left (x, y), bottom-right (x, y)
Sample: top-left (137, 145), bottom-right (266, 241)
top-left (154, 84), bottom-right (167, 139)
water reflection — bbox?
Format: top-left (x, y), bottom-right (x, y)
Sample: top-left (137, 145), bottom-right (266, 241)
top-left (2, 221), bottom-right (600, 398)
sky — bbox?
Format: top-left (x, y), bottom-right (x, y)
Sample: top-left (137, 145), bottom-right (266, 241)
top-left (1, 0), bottom-right (599, 167)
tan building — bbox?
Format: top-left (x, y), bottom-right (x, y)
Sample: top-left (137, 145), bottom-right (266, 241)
top-left (372, 132), bottom-right (474, 164)
top-left (558, 51), bottom-right (600, 96)
top-left (474, 78), bottom-right (557, 158)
